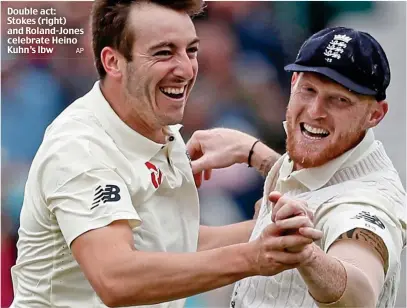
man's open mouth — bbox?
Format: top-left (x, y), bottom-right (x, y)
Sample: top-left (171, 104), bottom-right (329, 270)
top-left (300, 122), bottom-right (330, 139)
top-left (159, 86), bottom-right (186, 100)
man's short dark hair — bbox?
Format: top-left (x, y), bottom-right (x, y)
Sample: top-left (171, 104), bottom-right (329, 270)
top-left (91, 0), bottom-right (205, 79)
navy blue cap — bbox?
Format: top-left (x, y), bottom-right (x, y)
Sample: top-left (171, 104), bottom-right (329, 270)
top-left (284, 27), bottom-right (390, 101)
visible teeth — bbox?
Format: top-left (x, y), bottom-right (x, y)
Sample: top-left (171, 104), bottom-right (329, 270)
top-left (303, 123), bottom-right (329, 135)
top-left (160, 87), bottom-right (185, 95)
top-left (307, 135), bottom-right (323, 140)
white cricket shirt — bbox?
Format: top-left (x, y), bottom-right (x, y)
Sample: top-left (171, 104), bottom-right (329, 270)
top-left (231, 129), bottom-right (406, 308)
top-left (10, 81), bottom-right (200, 308)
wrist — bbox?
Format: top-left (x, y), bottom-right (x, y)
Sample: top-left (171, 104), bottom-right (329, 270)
top-left (248, 140), bottom-right (261, 167)
top-left (298, 243), bottom-right (320, 271)
top-left (240, 242), bottom-right (260, 276)
top-left (235, 135), bottom-right (259, 164)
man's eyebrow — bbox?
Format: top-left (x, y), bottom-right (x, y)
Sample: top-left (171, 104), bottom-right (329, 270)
top-left (332, 90), bottom-right (357, 100)
top-left (147, 37), bottom-right (200, 53)
top-left (148, 41), bottom-right (175, 52)
top-left (297, 79), bottom-right (313, 87)
top-left (188, 37), bottom-right (200, 46)
top-left (300, 78), bottom-right (358, 100)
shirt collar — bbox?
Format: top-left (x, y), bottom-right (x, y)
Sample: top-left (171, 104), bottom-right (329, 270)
top-left (86, 81), bottom-right (181, 161)
top-left (281, 121), bottom-right (375, 191)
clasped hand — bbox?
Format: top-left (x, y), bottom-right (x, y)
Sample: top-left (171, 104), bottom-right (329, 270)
top-left (250, 191), bottom-right (322, 276)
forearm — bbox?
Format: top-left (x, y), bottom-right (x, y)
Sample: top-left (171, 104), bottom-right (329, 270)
top-left (102, 243), bottom-right (255, 307)
top-left (298, 244), bottom-right (376, 307)
top-left (198, 220), bottom-right (256, 251)
top-left (298, 245), bottom-right (346, 303)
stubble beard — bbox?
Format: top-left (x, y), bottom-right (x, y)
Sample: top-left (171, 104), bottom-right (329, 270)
top-left (124, 63), bottom-right (160, 128)
top-left (125, 63), bottom-right (185, 127)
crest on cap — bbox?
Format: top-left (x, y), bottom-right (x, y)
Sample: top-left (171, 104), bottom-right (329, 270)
top-left (323, 34), bottom-right (352, 63)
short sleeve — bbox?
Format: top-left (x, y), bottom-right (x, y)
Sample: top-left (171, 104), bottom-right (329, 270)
top-left (46, 168), bottom-right (141, 247)
top-left (39, 133), bottom-right (142, 248)
top-left (320, 203), bottom-right (404, 279)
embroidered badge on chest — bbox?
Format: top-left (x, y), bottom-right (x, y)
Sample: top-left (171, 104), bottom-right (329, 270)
top-left (145, 161), bottom-right (163, 189)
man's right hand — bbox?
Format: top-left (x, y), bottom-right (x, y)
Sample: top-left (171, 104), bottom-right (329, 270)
top-left (248, 222), bottom-right (317, 276)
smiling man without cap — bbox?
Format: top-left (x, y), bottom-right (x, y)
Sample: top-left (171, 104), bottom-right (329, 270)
top-left (187, 27), bottom-right (406, 307)
top-left (10, 1), bottom-right (323, 308)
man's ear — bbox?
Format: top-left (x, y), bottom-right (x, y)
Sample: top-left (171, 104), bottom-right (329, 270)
top-left (100, 47), bottom-right (124, 79)
top-left (291, 72), bottom-right (299, 86)
top-left (366, 100), bottom-right (388, 128)
top-left (290, 72), bottom-right (302, 93)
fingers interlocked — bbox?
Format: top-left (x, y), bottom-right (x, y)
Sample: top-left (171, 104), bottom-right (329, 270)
top-left (252, 191), bottom-right (322, 276)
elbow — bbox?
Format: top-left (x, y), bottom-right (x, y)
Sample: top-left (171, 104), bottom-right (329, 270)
top-left (343, 261), bottom-right (379, 307)
top-left (99, 289), bottom-right (120, 308)
top-left (357, 274), bottom-right (378, 307)
top-left (317, 261), bottom-right (379, 308)
top-left (100, 296), bottom-right (119, 308)
top-left (97, 274), bottom-right (121, 307)
top-left (96, 269), bottom-right (140, 307)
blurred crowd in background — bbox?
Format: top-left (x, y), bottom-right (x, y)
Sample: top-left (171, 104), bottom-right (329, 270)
top-left (1, 1), bottom-right (405, 307)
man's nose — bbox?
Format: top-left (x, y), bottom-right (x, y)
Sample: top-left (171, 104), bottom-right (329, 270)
top-left (173, 52), bottom-right (194, 81)
top-left (307, 96), bottom-right (327, 119)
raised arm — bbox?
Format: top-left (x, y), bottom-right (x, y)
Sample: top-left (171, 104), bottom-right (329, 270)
top-left (186, 128), bottom-right (280, 187)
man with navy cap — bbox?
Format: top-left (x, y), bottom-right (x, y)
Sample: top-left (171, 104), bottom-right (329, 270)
top-left (187, 26), bottom-right (406, 307)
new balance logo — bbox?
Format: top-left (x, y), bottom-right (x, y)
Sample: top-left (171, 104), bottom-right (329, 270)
top-left (351, 211), bottom-right (385, 229)
top-left (91, 184), bottom-right (121, 209)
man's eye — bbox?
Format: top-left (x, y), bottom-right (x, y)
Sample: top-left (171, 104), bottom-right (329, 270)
top-left (154, 50), bottom-right (172, 57)
top-left (187, 47), bottom-right (199, 53)
top-left (300, 86), bottom-right (315, 94)
top-left (336, 96), bottom-right (351, 104)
